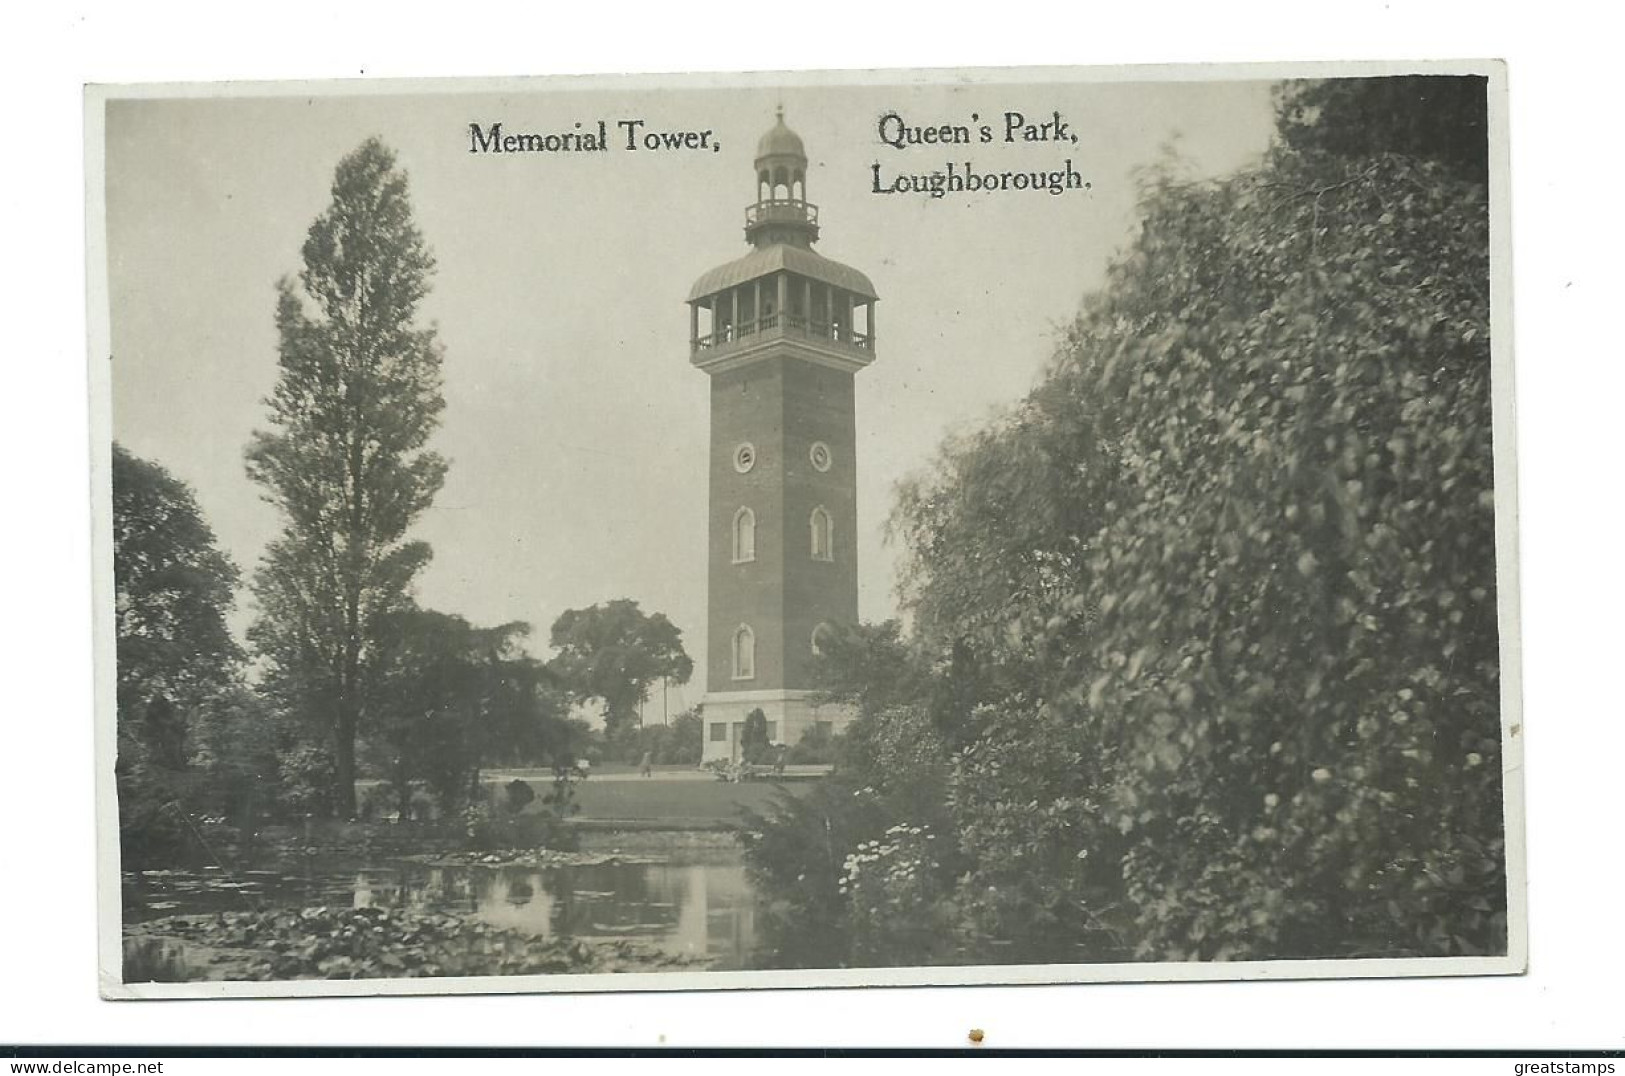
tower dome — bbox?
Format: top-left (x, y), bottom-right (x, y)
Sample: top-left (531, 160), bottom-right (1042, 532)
top-left (755, 107), bottom-right (807, 163)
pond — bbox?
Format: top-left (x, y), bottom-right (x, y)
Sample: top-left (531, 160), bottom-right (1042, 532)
top-left (123, 848), bottom-right (763, 980)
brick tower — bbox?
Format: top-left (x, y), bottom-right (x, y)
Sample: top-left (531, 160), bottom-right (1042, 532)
top-left (688, 109), bottom-right (878, 762)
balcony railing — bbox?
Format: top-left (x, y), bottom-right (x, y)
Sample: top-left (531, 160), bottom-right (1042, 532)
top-left (745, 198), bottom-right (819, 229)
top-left (694, 310), bottom-right (871, 354)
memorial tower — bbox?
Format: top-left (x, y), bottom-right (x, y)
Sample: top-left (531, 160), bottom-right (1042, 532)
top-left (687, 109), bottom-right (878, 762)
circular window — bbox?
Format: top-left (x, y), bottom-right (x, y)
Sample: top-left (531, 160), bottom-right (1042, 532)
top-left (733, 442), bottom-right (757, 473)
top-left (809, 441), bottom-right (832, 472)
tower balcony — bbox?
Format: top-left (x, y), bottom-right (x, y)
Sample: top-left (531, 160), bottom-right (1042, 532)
top-left (744, 199), bottom-right (820, 245)
top-left (745, 198), bottom-right (819, 229)
top-left (693, 310), bottom-right (872, 364)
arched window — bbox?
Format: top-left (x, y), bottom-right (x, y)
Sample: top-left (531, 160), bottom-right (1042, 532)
top-left (810, 506), bottom-right (833, 562)
top-left (732, 506), bottom-right (756, 563)
top-left (811, 621), bottom-right (834, 657)
top-left (732, 624), bottom-right (756, 681)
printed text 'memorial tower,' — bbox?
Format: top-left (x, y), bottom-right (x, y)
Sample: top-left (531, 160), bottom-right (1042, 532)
top-left (688, 109), bottom-right (878, 763)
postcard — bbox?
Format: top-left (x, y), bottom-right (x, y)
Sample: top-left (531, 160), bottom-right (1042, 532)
top-left (88, 60), bottom-right (1522, 998)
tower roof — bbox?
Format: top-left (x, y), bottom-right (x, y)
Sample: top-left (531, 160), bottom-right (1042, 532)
top-left (688, 243), bottom-right (878, 303)
top-left (755, 107), bottom-right (806, 163)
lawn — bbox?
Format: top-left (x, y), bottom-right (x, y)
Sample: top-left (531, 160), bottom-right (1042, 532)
top-left (565, 776), bottom-right (809, 824)
top-left (481, 764), bottom-right (827, 826)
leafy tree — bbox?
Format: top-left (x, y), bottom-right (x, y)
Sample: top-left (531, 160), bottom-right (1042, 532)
top-left (880, 76), bottom-right (1500, 963)
top-left (113, 444), bottom-right (243, 731)
top-left (661, 709), bottom-right (705, 766)
top-left (740, 696), bottom-right (963, 967)
top-left (891, 329), bottom-right (1121, 754)
top-left (546, 599), bottom-right (693, 745)
top-left (367, 610), bottom-right (485, 815)
top-left (807, 620), bottom-right (928, 718)
top-left (844, 703), bottom-right (954, 825)
top-left (245, 138), bottom-right (448, 816)
top-left (924, 86), bottom-right (1499, 960)
top-left (186, 684), bottom-right (283, 827)
top-left (112, 444), bottom-right (244, 860)
top-left (477, 654), bottom-right (572, 769)
top-left (276, 743), bottom-right (338, 819)
top-left (1073, 138), bottom-right (1501, 960)
top-left (365, 610), bottom-right (560, 816)
top-left (884, 286), bottom-right (1129, 959)
top-left (1275, 75), bottom-right (1488, 184)
top-left (893, 361), bottom-right (1114, 679)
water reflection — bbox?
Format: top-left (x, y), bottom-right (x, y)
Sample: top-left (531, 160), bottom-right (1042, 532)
top-left (125, 856), bottom-right (761, 974)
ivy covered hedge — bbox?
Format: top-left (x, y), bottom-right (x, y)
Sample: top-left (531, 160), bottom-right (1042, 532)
top-left (1070, 146), bottom-right (1501, 960)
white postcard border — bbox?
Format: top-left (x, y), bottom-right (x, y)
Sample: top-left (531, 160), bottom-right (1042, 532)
top-left (86, 57), bottom-right (1524, 1001)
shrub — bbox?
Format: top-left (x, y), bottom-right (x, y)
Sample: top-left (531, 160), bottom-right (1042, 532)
top-left (740, 709), bottom-right (771, 765)
top-left (841, 823), bottom-right (958, 965)
top-left (785, 723), bottom-right (839, 765)
top-left (503, 779), bottom-right (536, 814)
top-left (661, 710), bottom-right (705, 766)
top-left (741, 703), bottom-right (960, 965)
top-left (948, 700), bottom-right (1131, 962)
top-left (618, 710), bottom-right (706, 767)
top-left (739, 779), bottom-right (885, 966)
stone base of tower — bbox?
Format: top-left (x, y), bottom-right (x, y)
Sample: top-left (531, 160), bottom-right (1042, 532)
top-left (698, 689), bottom-right (857, 764)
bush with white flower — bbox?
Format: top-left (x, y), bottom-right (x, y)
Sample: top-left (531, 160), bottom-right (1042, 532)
top-left (839, 823), bottom-right (952, 964)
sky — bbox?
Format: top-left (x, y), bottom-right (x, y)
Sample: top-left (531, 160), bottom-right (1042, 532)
top-left (104, 74), bottom-right (1277, 702)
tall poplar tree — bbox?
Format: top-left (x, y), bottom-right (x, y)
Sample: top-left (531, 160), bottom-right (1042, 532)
top-left (246, 138), bottom-right (448, 815)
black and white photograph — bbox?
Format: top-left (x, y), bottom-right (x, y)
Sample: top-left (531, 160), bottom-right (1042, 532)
top-left (88, 62), bottom-right (1521, 998)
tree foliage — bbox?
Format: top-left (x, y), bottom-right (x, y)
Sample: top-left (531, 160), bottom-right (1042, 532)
top-left (113, 444), bottom-right (243, 722)
top-left (807, 620), bottom-right (928, 719)
top-left (112, 444), bottom-right (245, 860)
top-left (1071, 142), bottom-right (1501, 959)
top-left (364, 610), bottom-right (542, 815)
top-left (784, 76), bottom-right (1505, 964)
top-left (947, 698), bottom-right (1129, 961)
top-left (245, 138), bottom-right (448, 815)
top-left (546, 599), bottom-right (693, 744)
top-left (1275, 75), bottom-right (1488, 184)
top-left (663, 710), bottom-right (706, 766)
top-left (185, 684), bottom-right (284, 827)
top-left (623, 709), bottom-right (705, 767)
top-left (892, 362), bottom-right (1113, 686)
